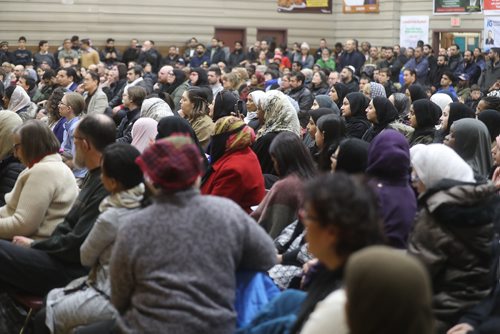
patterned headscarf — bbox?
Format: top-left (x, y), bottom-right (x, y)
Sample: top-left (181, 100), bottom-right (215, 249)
top-left (135, 135), bottom-right (203, 193)
top-left (369, 82), bottom-right (386, 98)
top-left (213, 116), bottom-right (256, 154)
top-left (257, 90), bottom-right (301, 139)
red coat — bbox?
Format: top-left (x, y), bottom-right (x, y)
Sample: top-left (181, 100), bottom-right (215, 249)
top-left (201, 147), bottom-right (265, 213)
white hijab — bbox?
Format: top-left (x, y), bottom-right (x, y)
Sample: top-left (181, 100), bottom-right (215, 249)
top-left (430, 93), bottom-right (453, 112)
top-left (410, 143), bottom-right (475, 190)
top-left (131, 117), bottom-right (158, 153)
top-left (8, 86), bottom-right (31, 113)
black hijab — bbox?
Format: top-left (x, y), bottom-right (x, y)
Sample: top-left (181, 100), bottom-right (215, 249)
top-left (372, 96), bottom-right (398, 127)
top-left (336, 138), bottom-right (369, 174)
top-left (333, 82), bottom-right (349, 109)
top-left (446, 102), bottom-right (475, 133)
top-left (165, 69), bottom-right (186, 94)
top-left (213, 90), bottom-right (238, 122)
top-left (408, 84), bottom-right (427, 103)
top-left (309, 107), bottom-right (335, 125)
top-left (346, 92), bottom-right (370, 119)
top-left (412, 100), bottom-right (440, 129)
top-left (190, 67), bottom-right (209, 87)
top-left (478, 109), bottom-right (500, 142)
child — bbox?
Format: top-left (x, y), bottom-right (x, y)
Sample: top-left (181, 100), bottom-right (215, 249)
top-left (38, 143), bottom-right (145, 334)
top-left (465, 84), bottom-right (482, 111)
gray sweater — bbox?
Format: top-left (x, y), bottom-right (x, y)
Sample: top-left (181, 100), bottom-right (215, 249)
top-left (110, 188), bottom-right (276, 334)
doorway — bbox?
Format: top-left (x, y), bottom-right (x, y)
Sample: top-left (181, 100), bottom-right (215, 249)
top-left (432, 30), bottom-right (482, 53)
top-left (257, 29), bottom-right (288, 50)
top-left (214, 28), bottom-right (246, 52)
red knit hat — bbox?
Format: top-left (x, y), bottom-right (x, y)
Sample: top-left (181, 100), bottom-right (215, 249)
top-left (135, 134), bottom-right (203, 192)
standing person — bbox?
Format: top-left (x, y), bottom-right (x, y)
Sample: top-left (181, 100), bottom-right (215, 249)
top-left (137, 40), bottom-right (162, 73)
top-left (338, 39), bottom-right (365, 75)
top-left (99, 38), bottom-right (121, 66)
top-left (34, 40), bottom-right (56, 70)
top-left (201, 116), bottom-right (265, 213)
top-left (58, 39), bottom-right (79, 68)
top-left (108, 135), bottom-right (276, 334)
top-left (0, 114), bottom-right (116, 295)
top-left (478, 47), bottom-right (500, 94)
top-left (121, 38), bottom-right (140, 66)
top-left (12, 36), bottom-right (33, 67)
top-left (80, 39), bottom-right (100, 69)
top-left (409, 144), bottom-right (499, 333)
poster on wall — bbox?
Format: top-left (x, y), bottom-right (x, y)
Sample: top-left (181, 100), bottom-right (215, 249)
top-left (400, 16), bottom-right (430, 48)
top-left (484, 17), bottom-right (500, 50)
top-left (434, 0), bottom-right (482, 14)
top-left (343, 0), bottom-right (379, 13)
top-left (484, 0), bottom-right (500, 14)
top-left (277, 0), bottom-right (332, 13)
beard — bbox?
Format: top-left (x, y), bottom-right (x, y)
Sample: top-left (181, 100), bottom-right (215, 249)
top-left (73, 147), bottom-right (86, 169)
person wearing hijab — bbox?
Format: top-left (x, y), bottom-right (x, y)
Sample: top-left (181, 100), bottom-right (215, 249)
top-left (111, 135), bottom-right (276, 334)
top-left (211, 90), bottom-right (239, 122)
top-left (445, 118), bottom-right (492, 179)
top-left (140, 97), bottom-right (174, 122)
top-left (430, 93), bottom-right (453, 114)
top-left (406, 84), bottom-right (428, 103)
top-left (189, 67), bottom-right (209, 88)
top-left (167, 69), bottom-right (189, 111)
top-left (305, 107), bottom-right (335, 153)
top-left (409, 99), bottom-right (440, 146)
top-left (366, 130), bottom-right (416, 249)
top-left (245, 90), bottom-right (265, 131)
top-left (131, 117), bottom-right (158, 153)
top-left (435, 102), bottom-right (475, 143)
top-left (329, 82), bottom-right (349, 110)
top-left (0, 111), bottom-right (24, 207)
top-left (478, 109), bottom-right (500, 143)
top-left (388, 92), bottom-right (411, 123)
top-left (201, 116), bottom-right (265, 213)
top-left (409, 144), bottom-right (498, 333)
top-left (345, 246), bottom-right (434, 334)
top-left (330, 138), bottom-right (369, 174)
top-left (341, 92), bottom-right (371, 139)
top-left (315, 114), bottom-right (346, 171)
top-left (156, 116), bottom-right (208, 171)
top-left (4, 85), bottom-right (34, 122)
top-left (312, 95), bottom-right (340, 114)
top-left (362, 82), bottom-right (386, 99)
top-left (362, 96), bottom-right (398, 143)
top-left (252, 90), bottom-right (301, 175)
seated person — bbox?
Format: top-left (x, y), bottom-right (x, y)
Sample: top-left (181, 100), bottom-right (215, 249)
top-left (0, 120), bottom-right (78, 240)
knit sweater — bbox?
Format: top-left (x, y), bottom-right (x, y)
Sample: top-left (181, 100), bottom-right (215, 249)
top-left (110, 188), bottom-right (276, 334)
top-left (0, 153), bottom-right (78, 240)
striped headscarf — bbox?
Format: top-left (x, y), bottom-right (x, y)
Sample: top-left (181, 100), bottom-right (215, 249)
top-left (257, 90), bottom-right (301, 139)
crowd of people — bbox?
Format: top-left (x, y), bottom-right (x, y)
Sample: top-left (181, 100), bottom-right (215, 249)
top-left (0, 34), bottom-right (499, 333)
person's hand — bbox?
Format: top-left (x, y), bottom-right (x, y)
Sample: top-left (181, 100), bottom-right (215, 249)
top-left (112, 105), bottom-right (122, 116)
top-left (12, 236), bottom-right (34, 248)
top-left (447, 323), bottom-right (474, 334)
top-left (153, 83), bottom-right (160, 90)
top-left (36, 110), bottom-right (46, 120)
top-left (76, 84), bottom-right (85, 94)
top-left (302, 258), bottom-right (319, 275)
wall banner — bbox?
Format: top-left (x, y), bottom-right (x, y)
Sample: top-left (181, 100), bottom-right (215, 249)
top-left (400, 16), bottom-right (430, 49)
top-left (434, 0), bottom-right (482, 15)
top-left (343, 0), bottom-right (379, 13)
top-left (277, 0), bottom-right (332, 13)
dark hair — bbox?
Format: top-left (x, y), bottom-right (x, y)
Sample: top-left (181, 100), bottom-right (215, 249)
top-left (60, 67), bottom-right (77, 82)
top-left (291, 71), bottom-right (305, 85)
top-left (264, 70), bottom-right (279, 80)
top-left (403, 68), bottom-right (416, 77)
top-left (128, 65), bottom-right (143, 77)
top-left (21, 75), bottom-right (36, 91)
top-left (102, 143), bottom-right (143, 189)
top-left (304, 173), bottom-right (383, 258)
top-left (42, 69), bottom-right (55, 80)
top-left (38, 40), bottom-right (48, 48)
top-left (5, 85), bottom-right (15, 99)
top-left (81, 39), bottom-right (90, 46)
top-left (126, 86), bottom-right (147, 107)
top-left (442, 71), bottom-right (455, 83)
top-left (208, 66), bottom-right (221, 77)
top-left (113, 62), bottom-right (127, 81)
top-left (77, 114), bottom-right (116, 152)
top-left (213, 90), bottom-right (238, 121)
top-left (46, 87), bottom-right (66, 123)
top-left (71, 35), bottom-right (79, 42)
top-left (106, 38), bottom-right (115, 44)
top-left (316, 114), bottom-right (346, 171)
top-left (14, 120), bottom-right (60, 165)
top-left (269, 132), bottom-right (316, 179)
top-left (185, 86), bottom-right (210, 120)
top-left (87, 70), bottom-right (99, 83)
top-left (18, 36), bottom-right (26, 43)
top-left (480, 96), bottom-right (500, 111)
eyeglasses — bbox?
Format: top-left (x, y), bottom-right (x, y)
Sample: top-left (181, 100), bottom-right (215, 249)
top-left (59, 101), bottom-right (68, 107)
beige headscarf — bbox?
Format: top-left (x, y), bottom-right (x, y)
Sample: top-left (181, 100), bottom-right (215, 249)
top-left (0, 110), bottom-right (23, 160)
top-left (257, 90), bottom-right (301, 139)
top-left (346, 246), bottom-right (435, 334)
top-left (8, 86), bottom-right (31, 113)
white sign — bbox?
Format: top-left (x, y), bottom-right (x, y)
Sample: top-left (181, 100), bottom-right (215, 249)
top-left (400, 16), bottom-right (430, 49)
top-left (484, 16), bottom-right (500, 51)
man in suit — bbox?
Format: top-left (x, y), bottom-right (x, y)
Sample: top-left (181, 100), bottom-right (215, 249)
top-left (82, 71), bottom-right (108, 115)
